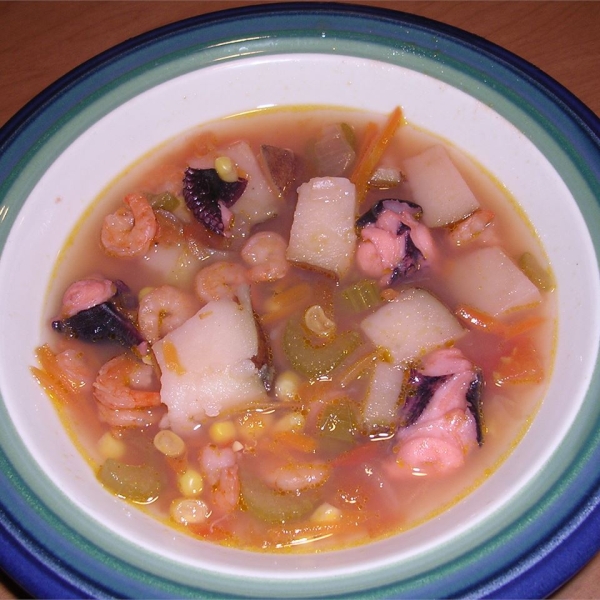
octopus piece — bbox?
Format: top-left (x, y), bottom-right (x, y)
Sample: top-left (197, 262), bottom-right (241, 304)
top-left (356, 199), bottom-right (435, 286)
top-left (393, 348), bottom-right (483, 476)
top-left (52, 278), bottom-right (144, 350)
top-left (182, 167), bottom-right (247, 236)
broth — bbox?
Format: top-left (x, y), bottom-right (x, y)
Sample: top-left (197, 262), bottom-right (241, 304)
top-left (33, 107), bottom-right (556, 552)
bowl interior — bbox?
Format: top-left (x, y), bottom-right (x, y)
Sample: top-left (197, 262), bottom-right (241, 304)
top-left (0, 50), bottom-right (599, 597)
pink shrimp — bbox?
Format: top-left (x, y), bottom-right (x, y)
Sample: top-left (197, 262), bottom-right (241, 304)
top-left (448, 209), bottom-right (495, 246)
top-left (194, 261), bottom-right (248, 303)
top-left (241, 231), bottom-right (290, 282)
top-left (93, 353), bottom-right (162, 428)
top-left (138, 285), bottom-right (199, 344)
top-left (199, 445), bottom-right (240, 515)
top-left (55, 348), bottom-right (95, 391)
top-left (100, 193), bottom-right (158, 258)
top-left (59, 277), bottom-right (116, 318)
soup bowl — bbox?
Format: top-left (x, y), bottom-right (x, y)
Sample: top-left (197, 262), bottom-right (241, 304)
top-left (0, 4), bottom-right (599, 598)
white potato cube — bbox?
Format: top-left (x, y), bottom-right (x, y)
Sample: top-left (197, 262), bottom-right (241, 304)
top-left (154, 288), bottom-right (267, 434)
top-left (286, 177), bottom-right (357, 278)
top-left (403, 145), bottom-right (480, 227)
top-left (362, 361), bottom-right (405, 429)
top-left (443, 246), bottom-right (542, 316)
top-left (225, 141), bottom-right (280, 226)
top-left (361, 288), bottom-right (464, 365)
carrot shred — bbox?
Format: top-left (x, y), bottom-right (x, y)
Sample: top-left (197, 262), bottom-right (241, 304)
top-left (273, 431), bottom-right (318, 454)
top-left (455, 304), bottom-right (544, 339)
top-left (350, 106), bottom-right (404, 203)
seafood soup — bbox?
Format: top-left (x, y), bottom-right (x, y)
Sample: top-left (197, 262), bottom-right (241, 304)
top-left (33, 107), bottom-right (556, 552)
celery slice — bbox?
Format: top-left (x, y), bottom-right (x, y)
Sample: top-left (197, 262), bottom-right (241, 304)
top-left (341, 280), bottom-right (382, 313)
top-left (283, 319), bottom-right (361, 380)
top-left (518, 252), bottom-right (555, 291)
top-left (239, 470), bottom-right (318, 523)
top-left (146, 191), bottom-right (180, 212)
top-left (98, 459), bottom-right (163, 503)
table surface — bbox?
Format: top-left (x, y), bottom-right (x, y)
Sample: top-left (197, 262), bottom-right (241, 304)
top-left (1, 1), bottom-right (599, 598)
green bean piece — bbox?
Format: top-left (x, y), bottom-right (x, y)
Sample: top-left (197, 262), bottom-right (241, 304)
top-left (283, 319), bottom-right (361, 380)
top-left (98, 459), bottom-right (163, 503)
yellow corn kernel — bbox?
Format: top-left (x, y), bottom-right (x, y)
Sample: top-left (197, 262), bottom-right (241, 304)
top-left (208, 421), bottom-right (237, 445)
top-left (273, 411), bottom-right (306, 433)
top-left (154, 430), bottom-right (186, 458)
top-left (304, 305), bottom-right (335, 338)
top-left (214, 156), bottom-right (238, 183)
top-left (170, 498), bottom-right (210, 525)
top-left (274, 370), bottom-right (301, 402)
top-left (310, 502), bottom-right (342, 523)
top-left (97, 431), bottom-right (126, 459)
top-left (177, 468), bottom-right (204, 497)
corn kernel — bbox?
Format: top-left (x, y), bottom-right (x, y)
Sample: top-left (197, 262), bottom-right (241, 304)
top-left (274, 370), bottom-right (301, 402)
top-left (214, 156), bottom-right (238, 183)
top-left (209, 421), bottom-right (236, 445)
top-left (304, 305), bottom-right (335, 337)
top-left (310, 502), bottom-right (342, 523)
top-left (273, 411), bottom-right (306, 433)
top-left (177, 468), bottom-right (204, 497)
top-left (170, 498), bottom-right (210, 525)
top-left (154, 430), bottom-right (186, 458)
top-left (97, 431), bottom-right (126, 459)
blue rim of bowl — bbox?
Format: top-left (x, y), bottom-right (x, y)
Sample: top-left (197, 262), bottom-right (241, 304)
top-left (0, 3), bottom-right (599, 598)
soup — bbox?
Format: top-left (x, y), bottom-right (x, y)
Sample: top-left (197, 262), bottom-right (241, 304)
top-left (32, 107), bottom-right (556, 552)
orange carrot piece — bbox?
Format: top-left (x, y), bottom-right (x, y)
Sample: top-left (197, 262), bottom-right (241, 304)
top-left (493, 337), bottom-right (544, 386)
top-left (273, 430), bottom-right (318, 454)
top-left (456, 304), bottom-right (545, 340)
top-left (350, 106), bottom-right (404, 203)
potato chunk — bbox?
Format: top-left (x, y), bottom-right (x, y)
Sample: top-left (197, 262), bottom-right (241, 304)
top-left (443, 246), bottom-right (542, 316)
top-left (286, 177), bottom-right (357, 278)
top-left (403, 145), bottom-right (480, 227)
top-left (154, 287), bottom-right (267, 434)
top-left (360, 288), bottom-right (464, 364)
top-left (225, 141), bottom-right (280, 227)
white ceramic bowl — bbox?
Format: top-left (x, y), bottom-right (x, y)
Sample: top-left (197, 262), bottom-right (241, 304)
top-left (0, 4), bottom-right (599, 598)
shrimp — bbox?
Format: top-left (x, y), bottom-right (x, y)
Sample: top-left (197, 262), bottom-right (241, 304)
top-left (199, 445), bottom-right (240, 515)
top-left (59, 278), bottom-right (116, 318)
top-left (448, 209), bottom-right (495, 246)
top-left (138, 285), bottom-right (199, 344)
top-left (194, 261), bottom-right (248, 303)
top-left (93, 353), bottom-right (162, 428)
top-left (100, 193), bottom-right (158, 258)
top-left (264, 461), bottom-right (331, 493)
top-left (241, 231), bottom-right (290, 282)
top-left (55, 348), bottom-right (95, 391)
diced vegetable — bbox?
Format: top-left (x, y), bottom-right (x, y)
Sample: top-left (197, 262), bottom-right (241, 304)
top-left (283, 318), bottom-right (361, 380)
top-left (360, 288), bottom-right (464, 365)
top-left (98, 459), bottom-right (163, 503)
top-left (444, 246), bottom-right (542, 316)
top-left (313, 123), bottom-right (356, 177)
top-left (518, 252), bottom-right (555, 291)
top-left (340, 279), bottom-right (382, 312)
top-left (317, 399), bottom-right (357, 443)
top-left (223, 141), bottom-right (280, 226)
top-left (239, 469), bottom-right (319, 523)
top-left (147, 191), bottom-right (180, 212)
top-left (260, 144), bottom-right (296, 194)
top-left (368, 166), bottom-right (404, 189)
top-left (362, 361), bottom-right (404, 432)
top-left (286, 177), bottom-right (358, 278)
top-left (154, 286), bottom-right (268, 434)
top-left (402, 145), bottom-right (480, 227)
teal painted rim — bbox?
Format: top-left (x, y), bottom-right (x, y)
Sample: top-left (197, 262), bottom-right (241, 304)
top-left (0, 3), bottom-right (599, 598)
